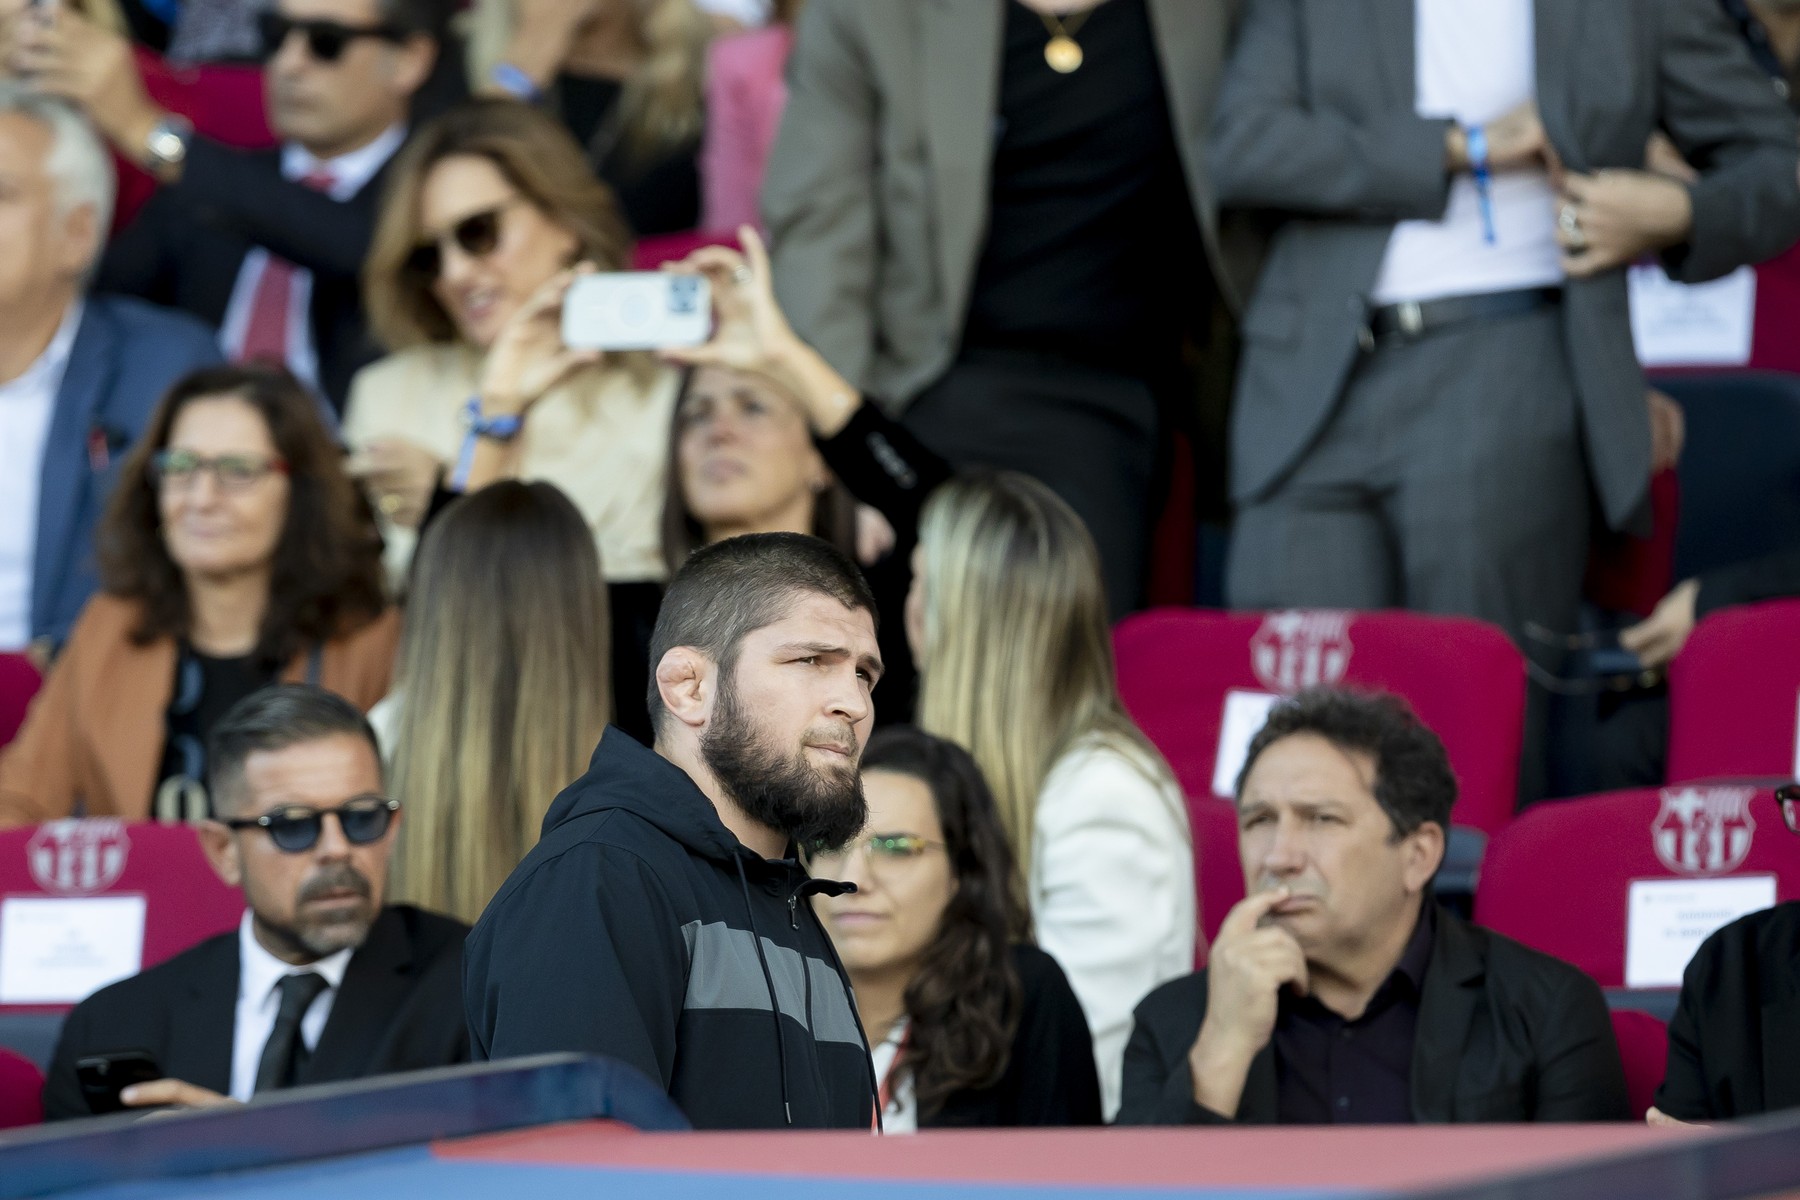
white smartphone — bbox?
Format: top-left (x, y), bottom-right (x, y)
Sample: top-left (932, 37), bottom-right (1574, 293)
top-left (561, 272), bottom-right (712, 351)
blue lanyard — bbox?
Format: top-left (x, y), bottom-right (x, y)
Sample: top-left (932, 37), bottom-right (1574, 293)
top-left (1467, 124), bottom-right (1497, 246)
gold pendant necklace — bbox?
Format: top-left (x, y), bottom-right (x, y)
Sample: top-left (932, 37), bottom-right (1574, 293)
top-left (1038, 6), bottom-right (1096, 74)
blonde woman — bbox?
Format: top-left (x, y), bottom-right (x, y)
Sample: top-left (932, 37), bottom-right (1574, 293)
top-left (377, 480), bottom-right (611, 925)
top-left (469, 0), bottom-right (710, 235)
top-left (344, 99), bottom-right (678, 738)
top-left (668, 230), bottom-right (1196, 1121)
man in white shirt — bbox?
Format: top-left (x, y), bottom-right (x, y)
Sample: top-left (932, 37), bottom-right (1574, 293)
top-left (1211, 0), bottom-right (1800, 659)
top-left (0, 85), bottom-right (218, 656)
top-left (16, 0), bottom-right (442, 411)
top-left (40, 686), bottom-right (468, 1120)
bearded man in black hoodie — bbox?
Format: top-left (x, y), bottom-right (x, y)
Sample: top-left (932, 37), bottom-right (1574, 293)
top-left (465, 533), bottom-right (883, 1129)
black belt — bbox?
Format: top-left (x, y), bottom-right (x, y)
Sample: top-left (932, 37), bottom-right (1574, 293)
top-left (1362, 286), bottom-right (1561, 347)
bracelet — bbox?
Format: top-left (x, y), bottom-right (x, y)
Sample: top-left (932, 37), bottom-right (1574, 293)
top-left (448, 397), bottom-right (524, 492)
top-left (1466, 123), bottom-right (1497, 246)
top-left (489, 62), bottom-right (543, 104)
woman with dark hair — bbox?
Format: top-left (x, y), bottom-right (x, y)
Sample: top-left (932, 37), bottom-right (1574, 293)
top-left (0, 365), bottom-right (396, 826)
top-left (810, 726), bottom-right (1102, 1129)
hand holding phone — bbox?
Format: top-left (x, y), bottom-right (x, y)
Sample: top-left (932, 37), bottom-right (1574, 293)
top-left (560, 271), bottom-right (712, 352)
top-left (76, 1049), bottom-right (163, 1114)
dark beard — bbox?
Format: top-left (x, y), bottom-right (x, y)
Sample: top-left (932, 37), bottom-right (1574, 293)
top-left (701, 679), bottom-right (867, 853)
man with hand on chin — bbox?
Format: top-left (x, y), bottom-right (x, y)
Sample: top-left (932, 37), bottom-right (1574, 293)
top-left (465, 532), bottom-right (882, 1130)
top-left (1118, 689), bottom-right (1628, 1125)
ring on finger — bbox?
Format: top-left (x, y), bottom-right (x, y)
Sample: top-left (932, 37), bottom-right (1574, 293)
top-left (1558, 203), bottom-right (1587, 251)
top-left (378, 492), bottom-right (403, 517)
top-left (731, 265), bottom-right (753, 287)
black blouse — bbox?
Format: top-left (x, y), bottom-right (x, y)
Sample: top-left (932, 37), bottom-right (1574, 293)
top-left (921, 943), bottom-right (1104, 1128)
top-left (816, 404), bottom-right (956, 727)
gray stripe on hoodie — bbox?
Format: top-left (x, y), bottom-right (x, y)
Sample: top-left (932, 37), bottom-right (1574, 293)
top-left (681, 920), bottom-right (864, 1046)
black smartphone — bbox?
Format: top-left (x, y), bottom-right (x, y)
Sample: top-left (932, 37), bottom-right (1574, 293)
top-left (76, 1050), bottom-right (163, 1115)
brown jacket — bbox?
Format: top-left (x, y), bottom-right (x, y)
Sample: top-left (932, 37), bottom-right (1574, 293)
top-left (0, 594), bottom-right (399, 827)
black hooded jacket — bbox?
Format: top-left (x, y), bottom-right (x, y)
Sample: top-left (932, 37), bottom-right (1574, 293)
top-left (464, 729), bottom-right (876, 1130)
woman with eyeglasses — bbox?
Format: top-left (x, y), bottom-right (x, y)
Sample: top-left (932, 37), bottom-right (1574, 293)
top-left (344, 98), bottom-right (680, 739)
top-left (812, 726), bottom-right (1102, 1130)
top-left (0, 365), bottom-right (396, 828)
top-left (670, 231), bottom-right (1195, 1122)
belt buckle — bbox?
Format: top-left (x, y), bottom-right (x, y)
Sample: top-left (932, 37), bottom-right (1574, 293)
top-left (1397, 301), bottom-right (1424, 338)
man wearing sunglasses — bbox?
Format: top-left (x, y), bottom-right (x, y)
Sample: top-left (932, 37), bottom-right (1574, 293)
top-left (40, 686), bottom-right (468, 1120)
top-left (16, 0), bottom-right (444, 413)
top-left (1650, 783), bottom-right (1800, 1125)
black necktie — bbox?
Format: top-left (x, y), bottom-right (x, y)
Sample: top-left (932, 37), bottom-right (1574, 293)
top-left (253, 972), bottom-right (329, 1095)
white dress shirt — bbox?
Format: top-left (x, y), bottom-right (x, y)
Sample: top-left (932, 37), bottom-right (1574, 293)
top-left (229, 911), bottom-right (353, 1102)
top-left (1371, 0), bottom-right (1564, 304)
top-left (0, 301), bottom-right (84, 650)
top-left (872, 1019), bottom-right (917, 1133)
top-left (219, 124), bottom-right (407, 392)
top-left (1031, 734), bottom-right (1195, 1122)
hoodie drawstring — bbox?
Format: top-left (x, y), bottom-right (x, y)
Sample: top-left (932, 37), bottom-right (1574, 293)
top-left (737, 856), bottom-right (795, 1126)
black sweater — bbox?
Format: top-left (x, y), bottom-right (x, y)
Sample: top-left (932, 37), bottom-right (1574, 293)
top-left (464, 729), bottom-right (876, 1130)
top-left (1656, 900), bottom-right (1800, 1120)
top-left (920, 944), bottom-right (1104, 1128)
top-left (815, 405), bottom-right (956, 725)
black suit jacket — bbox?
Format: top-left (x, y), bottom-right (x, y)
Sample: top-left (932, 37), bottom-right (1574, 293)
top-left (97, 136), bottom-right (393, 412)
top-left (41, 905), bottom-right (468, 1121)
top-left (1656, 901), bottom-right (1800, 1120)
top-left (1117, 907), bottom-right (1630, 1125)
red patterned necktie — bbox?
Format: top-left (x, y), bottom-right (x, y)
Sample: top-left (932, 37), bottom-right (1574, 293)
top-left (236, 168), bottom-right (336, 368)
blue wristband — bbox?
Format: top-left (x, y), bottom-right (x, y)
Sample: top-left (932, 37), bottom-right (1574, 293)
top-left (1466, 124), bottom-right (1497, 246)
top-left (489, 62), bottom-right (543, 104)
top-left (448, 397), bottom-right (524, 492)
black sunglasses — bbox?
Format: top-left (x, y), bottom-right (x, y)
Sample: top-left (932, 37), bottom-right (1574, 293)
top-left (223, 797), bottom-right (401, 853)
top-left (257, 13), bottom-right (409, 63)
top-left (405, 202), bottom-right (522, 280)
top-left (1778, 785), bottom-right (1800, 836)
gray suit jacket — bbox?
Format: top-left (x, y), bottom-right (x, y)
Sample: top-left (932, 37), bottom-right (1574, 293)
top-left (765, 0), bottom-right (1254, 411)
top-left (1212, 0), bottom-right (1800, 530)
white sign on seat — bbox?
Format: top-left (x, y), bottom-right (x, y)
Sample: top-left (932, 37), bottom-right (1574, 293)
top-left (1624, 874), bottom-right (1775, 989)
top-left (1213, 689), bottom-right (1282, 799)
top-left (0, 894), bottom-right (147, 1005)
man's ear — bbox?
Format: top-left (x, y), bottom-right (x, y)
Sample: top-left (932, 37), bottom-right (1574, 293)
top-left (1400, 820), bottom-right (1447, 896)
top-left (655, 647), bottom-right (714, 730)
top-left (197, 819), bottom-right (243, 889)
top-left (58, 201), bottom-right (101, 284)
top-left (390, 35), bottom-right (439, 97)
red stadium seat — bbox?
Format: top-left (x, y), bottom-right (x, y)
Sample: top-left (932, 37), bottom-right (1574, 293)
top-left (1189, 797), bottom-right (1242, 948)
top-left (1584, 468), bottom-right (1680, 620)
top-left (0, 1047), bottom-right (42, 1129)
top-left (1115, 609), bottom-right (1526, 835)
top-left (1609, 1008), bottom-right (1669, 1122)
top-left (1666, 599), bottom-right (1800, 784)
top-left (0, 821), bottom-right (243, 1016)
top-left (1474, 786), bottom-right (1800, 988)
top-left (0, 653), bottom-right (42, 748)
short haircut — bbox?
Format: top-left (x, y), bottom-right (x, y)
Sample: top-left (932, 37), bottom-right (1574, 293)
top-left (646, 532), bottom-right (878, 731)
top-left (1235, 688), bottom-right (1457, 839)
top-left (207, 685), bottom-right (381, 814)
top-left (0, 83), bottom-right (116, 264)
top-left (377, 0), bottom-right (451, 38)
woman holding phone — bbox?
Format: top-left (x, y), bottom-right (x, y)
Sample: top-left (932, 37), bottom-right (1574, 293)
top-left (344, 98), bottom-right (679, 738)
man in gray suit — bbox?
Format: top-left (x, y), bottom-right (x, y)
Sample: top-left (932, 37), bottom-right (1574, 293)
top-left (1213, 0), bottom-right (1800, 655)
top-left (765, 0), bottom-right (1253, 616)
